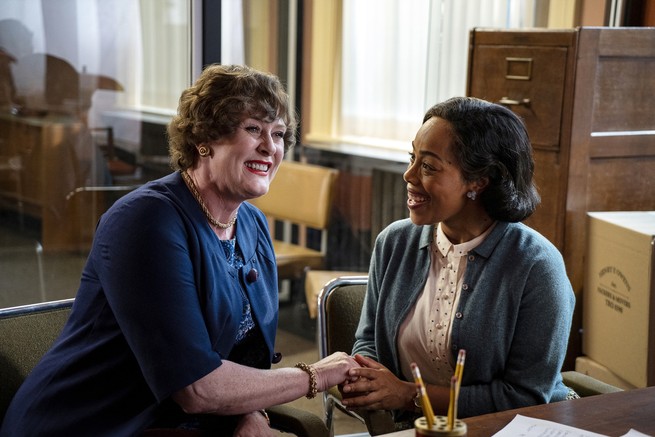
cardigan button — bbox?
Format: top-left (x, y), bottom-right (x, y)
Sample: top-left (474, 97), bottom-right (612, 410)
top-left (462, 284), bottom-right (469, 291)
top-left (246, 268), bottom-right (259, 283)
top-left (455, 312), bottom-right (463, 319)
top-left (468, 255), bottom-right (475, 262)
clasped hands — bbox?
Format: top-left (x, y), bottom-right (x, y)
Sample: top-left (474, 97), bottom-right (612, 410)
top-left (338, 354), bottom-right (416, 411)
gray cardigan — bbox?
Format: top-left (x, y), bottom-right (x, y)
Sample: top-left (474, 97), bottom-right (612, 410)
top-left (353, 219), bottom-right (575, 418)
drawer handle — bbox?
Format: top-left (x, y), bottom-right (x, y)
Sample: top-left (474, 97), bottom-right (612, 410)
top-left (498, 97), bottom-right (531, 108)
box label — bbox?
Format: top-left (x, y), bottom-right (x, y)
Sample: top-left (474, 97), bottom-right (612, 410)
top-left (597, 266), bottom-right (631, 314)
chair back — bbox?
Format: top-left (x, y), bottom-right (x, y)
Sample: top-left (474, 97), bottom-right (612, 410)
top-left (250, 160), bottom-right (339, 280)
top-left (251, 160), bottom-right (339, 230)
top-left (0, 298), bottom-right (74, 420)
top-left (317, 276), bottom-right (368, 361)
top-left (316, 276), bottom-right (396, 436)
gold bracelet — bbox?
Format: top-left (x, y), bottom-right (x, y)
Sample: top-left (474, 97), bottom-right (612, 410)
top-left (295, 362), bottom-right (318, 399)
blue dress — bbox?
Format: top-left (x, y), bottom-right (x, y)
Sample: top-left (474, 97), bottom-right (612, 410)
top-left (0, 172), bottom-right (279, 436)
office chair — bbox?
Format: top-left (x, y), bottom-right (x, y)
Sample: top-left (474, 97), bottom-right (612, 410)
top-left (0, 299), bottom-right (329, 436)
top-left (0, 298), bottom-right (74, 420)
top-left (317, 275), bottom-right (396, 436)
top-left (249, 160), bottom-right (339, 283)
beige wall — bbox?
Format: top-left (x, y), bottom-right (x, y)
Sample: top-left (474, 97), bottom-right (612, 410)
top-left (549, 0), bottom-right (607, 27)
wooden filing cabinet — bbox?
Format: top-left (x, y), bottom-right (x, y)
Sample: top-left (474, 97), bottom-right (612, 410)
top-left (467, 27), bottom-right (655, 369)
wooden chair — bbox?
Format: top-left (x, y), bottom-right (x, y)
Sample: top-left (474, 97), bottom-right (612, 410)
top-left (316, 276), bottom-right (624, 436)
top-left (0, 299), bottom-right (329, 436)
top-left (249, 160), bottom-right (339, 281)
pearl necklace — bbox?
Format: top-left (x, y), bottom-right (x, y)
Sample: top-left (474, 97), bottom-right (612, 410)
top-left (181, 170), bottom-right (238, 229)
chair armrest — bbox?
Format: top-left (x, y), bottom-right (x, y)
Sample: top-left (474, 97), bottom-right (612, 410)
top-left (561, 370), bottom-right (623, 397)
top-left (266, 404), bottom-right (329, 437)
top-left (326, 386), bottom-right (396, 436)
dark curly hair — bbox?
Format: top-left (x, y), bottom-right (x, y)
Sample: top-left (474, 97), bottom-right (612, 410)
top-left (168, 64), bottom-right (297, 170)
top-left (423, 96), bottom-right (540, 222)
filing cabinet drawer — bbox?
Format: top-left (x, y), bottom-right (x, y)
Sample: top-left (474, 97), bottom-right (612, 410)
top-left (468, 45), bottom-right (569, 151)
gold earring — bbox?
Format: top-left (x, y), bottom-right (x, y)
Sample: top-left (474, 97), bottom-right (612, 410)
top-left (198, 145), bottom-right (210, 157)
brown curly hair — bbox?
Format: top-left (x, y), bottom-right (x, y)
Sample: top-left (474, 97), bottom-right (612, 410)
top-left (168, 64), bottom-right (297, 170)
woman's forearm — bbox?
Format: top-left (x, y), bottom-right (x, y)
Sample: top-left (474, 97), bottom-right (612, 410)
top-left (172, 351), bottom-right (358, 416)
top-left (172, 360), bottom-right (312, 415)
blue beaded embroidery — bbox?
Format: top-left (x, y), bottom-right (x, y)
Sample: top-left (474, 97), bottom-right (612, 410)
top-left (219, 237), bottom-right (255, 343)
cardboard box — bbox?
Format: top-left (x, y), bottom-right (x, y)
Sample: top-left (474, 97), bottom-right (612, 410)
top-left (583, 212), bottom-right (655, 388)
top-left (575, 356), bottom-right (636, 390)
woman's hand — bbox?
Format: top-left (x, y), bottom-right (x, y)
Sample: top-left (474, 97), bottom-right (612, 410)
top-left (339, 354), bottom-right (416, 411)
top-left (233, 411), bottom-right (276, 437)
top-left (311, 352), bottom-right (360, 392)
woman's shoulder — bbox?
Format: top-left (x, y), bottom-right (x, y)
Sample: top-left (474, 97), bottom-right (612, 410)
top-left (505, 221), bottom-right (556, 247)
top-left (496, 222), bottom-right (564, 261)
top-left (108, 173), bottom-right (182, 214)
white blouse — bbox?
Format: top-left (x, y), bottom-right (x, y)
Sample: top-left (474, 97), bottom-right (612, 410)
top-left (397, 222), bottom-right (494, 386)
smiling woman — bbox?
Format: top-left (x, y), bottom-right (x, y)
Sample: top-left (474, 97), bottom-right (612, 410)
top-left (167, 64), bottom-right (296, 240)
top-left (0, 64), bottom-right (360, 437)
top-left (342, 97), bottom-right (575, 429)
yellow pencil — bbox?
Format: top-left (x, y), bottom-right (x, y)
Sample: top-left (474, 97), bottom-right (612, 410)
top-left (447, 375), bottom-right (456, 429)
top-left (449, 349), bottom-right (466, 429)
top-left (411, 362), bottom-right (435, 429)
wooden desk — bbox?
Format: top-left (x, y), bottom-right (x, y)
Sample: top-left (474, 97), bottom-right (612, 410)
top-left (384, 387), bottom-right (655, 436)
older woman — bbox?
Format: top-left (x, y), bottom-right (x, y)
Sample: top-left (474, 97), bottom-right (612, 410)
top-left (0, 64), bottom-right (357, 437)
top-left (340, 97), bottom-right (575, 426)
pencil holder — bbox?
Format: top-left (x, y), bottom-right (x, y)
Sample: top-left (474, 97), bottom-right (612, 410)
top-left (414, 415), bottom-right (467, 436)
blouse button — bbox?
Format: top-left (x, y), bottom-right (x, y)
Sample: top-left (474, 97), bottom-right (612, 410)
top-left (455, 312), bottom-right (463, 319)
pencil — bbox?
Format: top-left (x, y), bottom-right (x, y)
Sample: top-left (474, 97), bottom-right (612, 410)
top-left (410, 362), bottom-right (435, 429)
top-left (448, 349), bottom-right (466, 430)
top-left (447, 375), bottom-right (456, 429)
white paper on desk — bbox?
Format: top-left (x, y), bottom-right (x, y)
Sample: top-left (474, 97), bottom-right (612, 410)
top-left (622, 430), bottom-right (653, 437)
top-left (491, 414), bottom-right (608, 437)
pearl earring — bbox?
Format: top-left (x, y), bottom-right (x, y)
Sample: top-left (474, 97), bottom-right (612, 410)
top-left (466, 191), bottom-right (477, 200)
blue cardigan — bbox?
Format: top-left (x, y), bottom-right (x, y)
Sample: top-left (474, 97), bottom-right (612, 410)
top-left (353, 219), bottom-right (575, 418)
top-left (1, 172), bottom-right (279, 436)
